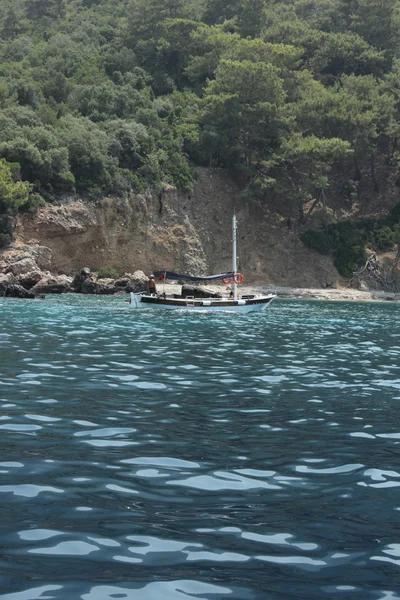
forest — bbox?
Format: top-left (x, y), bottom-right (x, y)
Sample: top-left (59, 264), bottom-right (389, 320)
top-left (1, 0), bottom-right (400, 274)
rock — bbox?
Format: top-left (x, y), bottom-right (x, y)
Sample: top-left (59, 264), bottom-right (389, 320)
top-left (31, 275), bottom-right (73, 294)
top-left (1, 283), bottom-right (36, 299)
top-left (0, 273), bottom-right (36, 298)
top-left (5, 257), bottom-right (38, 276)
top-left (4, 244), bottom-right (52, 271)
top-left (114, 277), bottom-right (130, 288)
top-left (71, 267), bottom-right (91, 292)
top-left (181, 284), bottom-right (222, 299)
top-left (126, 270), bottom-right (147, 293)
top-left (27, 245), bottom-right (52, 271)
top-left (0, 272), bottom-right (16, 284)
top-left (0, 272), bottom-right (17, 295)
top-left (126, 280), bottom-right (147, 293)
top-left (130, 270), bottom-right (148, 282)
top-left (81, 278), bottom-right (116, 294)
top-left (96, 278), bottom-right (115, 286)
top-left (6, 251), bottom-right (32, 263)
top-left (17, 270), bottom-right (44, 290)
top-left (0, 261), bottom-right (7, 273)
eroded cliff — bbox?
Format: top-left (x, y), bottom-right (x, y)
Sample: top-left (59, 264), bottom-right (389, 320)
top-left (14, 168), bottom-right (341, 288)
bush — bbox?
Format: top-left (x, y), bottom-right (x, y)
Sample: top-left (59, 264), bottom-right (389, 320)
top-left (390, 202), bottom-right (400, 224)
top-left (371, 226), bottom-right (396, 251)
top-left (334, 244), bottom-right (367, 277)
top-left (0, 232), bottom-right (11, 248)
top-left (300, 229), bottom-right (332, 255)
top-left (20, 193), bottom-right (46, 214)
top-left (97, 266), bottom-right (119, 279)
top-left (0, 215), bottom-right (12, 247)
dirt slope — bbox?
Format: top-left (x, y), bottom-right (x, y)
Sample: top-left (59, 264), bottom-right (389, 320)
top-left (15, 168), bottom-right (342, 287)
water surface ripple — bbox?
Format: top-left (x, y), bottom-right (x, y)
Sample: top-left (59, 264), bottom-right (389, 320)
top-left (1, 296), bottom-right (400, 599)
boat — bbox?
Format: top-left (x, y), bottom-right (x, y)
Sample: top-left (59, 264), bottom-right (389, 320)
top-left (129, 215), bottom-right (276, 313)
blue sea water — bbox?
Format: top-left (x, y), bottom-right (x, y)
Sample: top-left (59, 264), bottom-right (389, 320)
top-left (0, 295), bottom-right (400, 600)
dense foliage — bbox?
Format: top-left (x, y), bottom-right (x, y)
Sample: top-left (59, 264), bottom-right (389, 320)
top-left (301, 205), bottom-right (400, 276)
top-left (1, 0), bottom-right (400, 258)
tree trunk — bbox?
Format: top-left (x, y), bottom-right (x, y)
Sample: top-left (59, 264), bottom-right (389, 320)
top-left (392, 137), bottom-right (398, 159)
top-left (354, 156), bottom-right (362, 181)
top-left (320, 187), bottom-right (328, 208)
top-left (370, 153), bottom-right (379, 192)
top-left (298, 202), bottom-right (305, 224)
top-left (304, 197), bottom-right (320, 222)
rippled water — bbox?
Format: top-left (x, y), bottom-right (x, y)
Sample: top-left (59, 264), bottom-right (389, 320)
top-left (1, 295), bottom-right (400, 600)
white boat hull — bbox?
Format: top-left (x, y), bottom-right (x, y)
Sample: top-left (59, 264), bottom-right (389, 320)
top-left (130, 293), bottom-right (275, 313)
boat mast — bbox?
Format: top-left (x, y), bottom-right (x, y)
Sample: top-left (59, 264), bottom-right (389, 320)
top-left (232, 214), bottom-right (237, 301)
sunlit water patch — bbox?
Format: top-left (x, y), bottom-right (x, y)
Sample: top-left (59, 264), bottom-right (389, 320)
top-left (0, 296), bottom-right (400, 599)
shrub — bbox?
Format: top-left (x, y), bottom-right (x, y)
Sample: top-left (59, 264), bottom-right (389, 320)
top-left (371, 226), bottom-right (396, 251)
top-left (300, 229), bottom-right (332, 255)
top-left (334, 244), bottom-right (367, 277)
top-left (97, 266), bottom-right (119, 279)
top-left (20, 193), bottom-right (46, 214)
top-left (0, 215), bottom-right (12, 247)
top-left (390, 202), bottom-right (400, 224)
top-left (0, 232), bottom-right (11, 248)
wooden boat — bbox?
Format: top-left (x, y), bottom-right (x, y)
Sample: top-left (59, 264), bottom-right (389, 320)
top-left (129, 216), bottom-right (276, 313)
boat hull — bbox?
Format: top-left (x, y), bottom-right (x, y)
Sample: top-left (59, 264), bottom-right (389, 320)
top-left (129, 293), bottom-right (276, 313)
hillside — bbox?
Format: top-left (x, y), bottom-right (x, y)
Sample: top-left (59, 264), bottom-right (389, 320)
top-left (12, 168), bottom-right (340, 287)
top-left (1, 0), bottom-right (400, 287)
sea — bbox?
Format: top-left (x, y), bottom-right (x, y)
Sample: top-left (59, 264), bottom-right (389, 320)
top-left (0, 295), bottom-right (400, 600)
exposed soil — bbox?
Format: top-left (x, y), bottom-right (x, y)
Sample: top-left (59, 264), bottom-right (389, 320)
top-left (4, 166), bottom-right (399, 292)
top-left (13, 168), bottom-right (342, 288)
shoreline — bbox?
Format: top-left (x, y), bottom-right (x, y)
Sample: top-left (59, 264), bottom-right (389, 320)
top-left (159, 283), bottom-right (400, 303)
top-left (256, 285), bottom-right (400, 303)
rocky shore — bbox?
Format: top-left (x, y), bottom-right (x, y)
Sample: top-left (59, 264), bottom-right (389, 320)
top-left (1, 242), bottom-right (399, 302)
top-left (0, 242), bottom-right (149, 298)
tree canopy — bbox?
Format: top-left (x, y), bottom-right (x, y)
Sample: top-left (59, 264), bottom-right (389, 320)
top-left (0, 0), bottom-right (399, 218)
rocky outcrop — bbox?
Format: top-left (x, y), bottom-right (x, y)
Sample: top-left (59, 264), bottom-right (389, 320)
top-left (5, 256), bottom-right (38, 276)
top-left (18, 270), bottom-right (45, 290)
top-left (70, 267), bottom-right (117, 294)
top-left (0, 243), bottom-right (73, 296)
top-left (26, 245), bottom-right (52, 271)
top-left (125, 270), bottom-right (147, 293)
top-left (0, 236), bottom-right (152, 297)
top-left (81, 278), bottom-right (116, 294)
top-left (0, 273), bottom-right (36, 298)
top-left (71, 267), bottom-right (92, 292)
top-left (0, 247), bottom-right (132, 296)
top-left (30, 275), bottom-right (73, 295)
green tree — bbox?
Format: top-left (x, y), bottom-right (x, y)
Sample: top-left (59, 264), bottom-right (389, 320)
top-left (0, 158), bottom-right (30, 212)
top-left (57, 115), bottom-right (115, 194)
top-left (201, 59), bottom-right (287, 171)
top-left (326, 75), bottom-right (394, 186)
top-left (104, 119), bottom-right (148, 170)
top-left (337, 0), bottom-right (400, 52)
top-left (127, 0), bottom-right (189, 42)
top-left (25, 0), bottom-right (66, 22)
top-left (202, 0), bottom-right (241, 25)
top-left (271, 133), bottom-right (352, 223)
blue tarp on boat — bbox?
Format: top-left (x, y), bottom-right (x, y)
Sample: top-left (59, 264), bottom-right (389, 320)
top-left (154, 271), bottom-right (235, 282)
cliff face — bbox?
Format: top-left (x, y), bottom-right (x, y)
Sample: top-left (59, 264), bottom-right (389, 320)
top-left (15, 168), bottom-right (341, 287)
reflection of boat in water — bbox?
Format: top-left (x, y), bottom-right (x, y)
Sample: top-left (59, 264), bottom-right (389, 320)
top-left (130, 216), bottom-right (276, 313)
